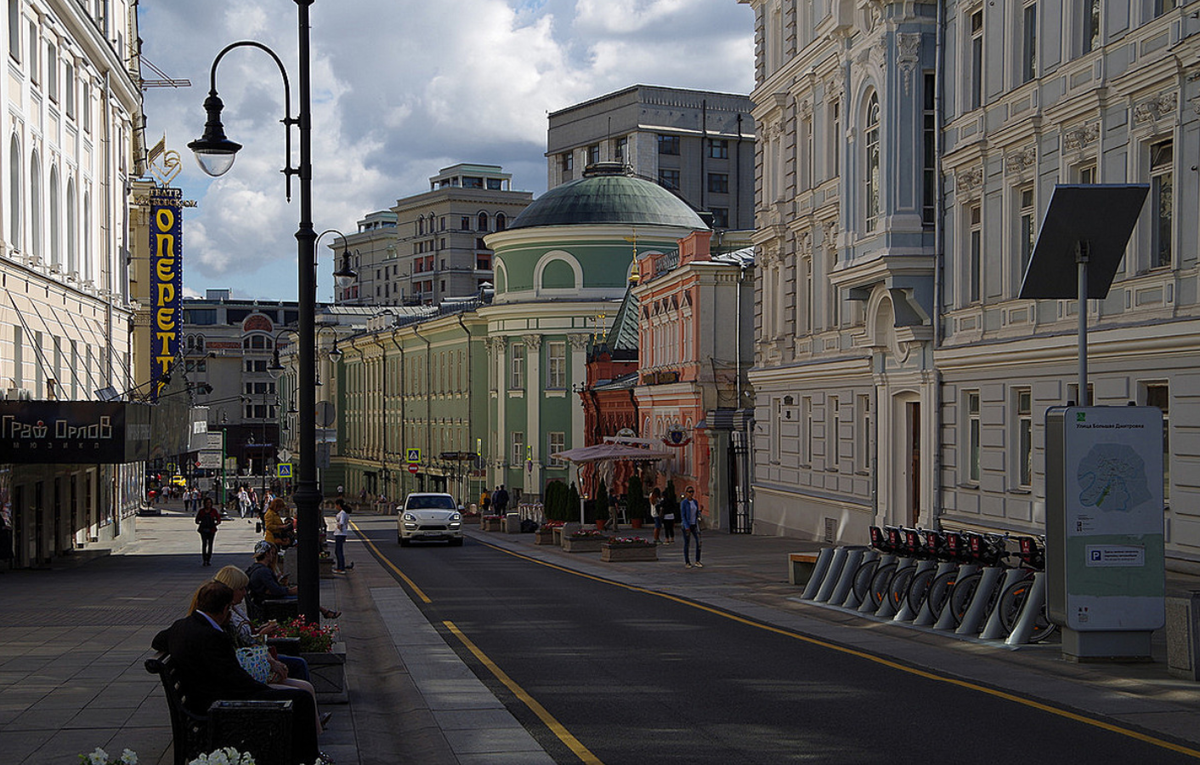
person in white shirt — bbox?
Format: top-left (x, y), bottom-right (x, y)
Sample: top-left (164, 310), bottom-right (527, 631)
top-left (333, 499), bottom-right (354, 573)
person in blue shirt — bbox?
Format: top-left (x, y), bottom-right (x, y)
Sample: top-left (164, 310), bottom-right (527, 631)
top-left (680, 485), bottom-right (703, 568)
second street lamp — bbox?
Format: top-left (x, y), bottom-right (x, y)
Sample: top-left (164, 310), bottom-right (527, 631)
top-left (189, 0), bottom-right (323, 623)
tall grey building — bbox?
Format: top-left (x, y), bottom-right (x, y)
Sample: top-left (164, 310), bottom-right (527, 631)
top-left (741, 0), bottom-right (1200, 566)
top-left (547, 85), bottom-right (756, 230)
top-left (335, 164), bottom-right (533, 306)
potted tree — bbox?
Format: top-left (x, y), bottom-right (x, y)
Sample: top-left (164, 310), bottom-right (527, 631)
top-left (593, 482), bottom-right (610, 530)
top-left (626, 475), bottom-right (648, 529)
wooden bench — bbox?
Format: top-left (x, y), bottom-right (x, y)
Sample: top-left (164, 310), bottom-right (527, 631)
top-left (145, 654), bottom-right (293, 765)
top-left (788, 552), bottom-right (821, 586)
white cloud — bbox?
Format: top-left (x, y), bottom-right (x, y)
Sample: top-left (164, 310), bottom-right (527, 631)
top-left (139, 0), bottom-right (755, 301)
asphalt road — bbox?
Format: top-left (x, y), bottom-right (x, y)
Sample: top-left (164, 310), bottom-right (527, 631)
top-left (365, 528), bottom-right (1200, 765)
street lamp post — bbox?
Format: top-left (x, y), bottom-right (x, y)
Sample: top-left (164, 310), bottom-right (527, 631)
top-left (189, 0), bottom-right (335, 623)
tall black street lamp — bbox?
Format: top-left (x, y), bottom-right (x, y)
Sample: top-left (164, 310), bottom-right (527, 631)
top-left (188, 0), bottom-right (346, 623)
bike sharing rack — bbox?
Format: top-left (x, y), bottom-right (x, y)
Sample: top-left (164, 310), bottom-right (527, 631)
top-left (795, 541), bottom-right (1052, 647)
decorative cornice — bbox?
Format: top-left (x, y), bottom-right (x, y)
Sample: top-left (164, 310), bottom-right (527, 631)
top-left (897, 33), bottom-right (921, 96)
top-left (1062, 122), bottom-right (1099, 152)
top-left (1134, 92), bottom-right (1176, 126)
top-left (1004, 146), bottom-right (1037, 175)
top-left (956, 166), bottom-right (984, 192)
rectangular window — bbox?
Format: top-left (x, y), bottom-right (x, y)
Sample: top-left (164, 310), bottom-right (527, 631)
top-left (1151, 140), bottom-right (1173, 269)
top-left (549, 432), bottom-right (566, 465)
top-left (708, 139), bottom-right (728, 159)
top-left (659, 169), bottom-right (680, 191)
top-left (1019, 187), bottom-right (1036, 279)
top-left (1022, 2), bottom-right (1037, 83)
top-left (460, 216), bottom-right (470, 230)
top-left (510, 343), bottom-right (525, 390)
top-left (546, 341), bottom-right (566, 389)
top-left (969, 204), bottom-right (982, 303)
top-left (710, 207), bottom-right (729, 229)
top-left (615, 136), bottom-right (627, 161)
top-left (967, 392), bottom-right (981, 483)
top-left (511, 432), bottom-right (524, 466)
top-left (587, 144), bottom-right (600, 165)
top-left (64, 61), bottom-right (74, 117)
top-left (1082, 0), bottom-right (1100, 55)
top-left (923, 73), bottom-right (936, 225)
top-left (802, 396), bottom-right (813, 465)
top-left (707, 173), bottom-right (729, 194)
top-left (657, 134), bottom-right (680, 155)
top-left (1066, 382), bottom-right (1094, 406)
top-left (1078, 165), bottom-right (1096, 185)
top-left (47, 42), bottom-right (57, 101)
top-left (1145, 384), bottom-right (1169, 501)
top-left (561, 152), bottom-right (573, 172)
top-left (970, 10), bottom-right (984, 109)
top-left (803, 117), bottom-right (814, 189)
top-left (81, 81), bottom-right (90, 132)
top-left (829, 100), bottom-right (840, 180)
top-left (856, 394), bottom-right (871, 473)
top-left (8, 0), bottom-right (18, 61)
top-left (829, 398), bottom-right (840, 470)
top-left (1155, 0), bottom-right (1177, 17)
top-left (1017, 388), bottom-right (1033, 487)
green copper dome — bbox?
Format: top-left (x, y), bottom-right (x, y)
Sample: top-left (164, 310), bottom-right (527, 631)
top-left (510, 162), bottom-right (708, 230)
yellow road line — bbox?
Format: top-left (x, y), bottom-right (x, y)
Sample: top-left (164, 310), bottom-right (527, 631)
top-left (349, 519), bottom-right (432, 603)
top-left (444, 620), bottom-right (603, 765)
top-left (478, 540), bottom-right (1200, 760)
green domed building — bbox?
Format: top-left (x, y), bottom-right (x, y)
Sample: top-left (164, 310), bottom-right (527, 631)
top-left (481, 163), bottom-right (708, 498)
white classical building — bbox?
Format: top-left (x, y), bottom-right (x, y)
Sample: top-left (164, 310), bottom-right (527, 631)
top-left (739, 0), bottom-right (1200, 566)
top-left (0, 0), bottom-right (144, 565)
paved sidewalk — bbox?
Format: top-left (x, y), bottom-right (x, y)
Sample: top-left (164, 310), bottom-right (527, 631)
top-left (2, 508), bottom-right (1198, 764)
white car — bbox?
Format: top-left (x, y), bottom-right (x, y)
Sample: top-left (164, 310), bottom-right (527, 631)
top-left (397, 493), bottom-right (464, 546)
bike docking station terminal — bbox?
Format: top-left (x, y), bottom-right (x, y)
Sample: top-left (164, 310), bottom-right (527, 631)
top-left (1022, 183), bottom-right (1162, 662)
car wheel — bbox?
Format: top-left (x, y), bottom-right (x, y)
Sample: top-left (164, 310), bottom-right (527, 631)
top-left (399, 537), bottom-right (410, 547)
top-left (449, 537), bottom-right (464, 547)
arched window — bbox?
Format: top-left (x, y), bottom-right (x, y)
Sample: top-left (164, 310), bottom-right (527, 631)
top-left (29, 151), bottom-right (40, 260)
top-left (477, 212), bottom-right (488, 232)
top-left (66, 177), bottom-right (77, 274)
top-left (49, 165), bottom-right (60, 268)
top-left (865, 93), bottom-right (881, 233)
top-left (9, 136), bottom-right (20, 252)
top-left (495, 212), bottom-right (506, 231)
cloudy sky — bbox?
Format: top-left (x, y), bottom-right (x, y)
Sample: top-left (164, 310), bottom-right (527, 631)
top-left (138, 0), bottom-right (756, 302)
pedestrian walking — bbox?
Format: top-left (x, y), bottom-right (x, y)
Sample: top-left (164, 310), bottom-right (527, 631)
top-left (333, 499), bottom-right (354, 573)
top-left (195, 496), bottom-right (222, 566)
top-left (480, 489), bottom-right (491, 514)
top-left (492, 484), bottom-right (509, 514)
top-left (237, 485), bottom-right (251, 519)
top-left (680, 485), bottom-right (702, 568)
top-left (649, 487), bottom-right (663, 544)
top-left (660, 485), bottom-right (677, 544)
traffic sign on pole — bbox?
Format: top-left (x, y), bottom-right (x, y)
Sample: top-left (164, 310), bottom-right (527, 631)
top-left (407, 463), bottom-right (419, 474)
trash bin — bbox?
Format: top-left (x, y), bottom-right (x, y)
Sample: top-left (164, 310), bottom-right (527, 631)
top-left (1166, 591), bottom-right (1200, 681)
top-left (505, 512), bottom-right (521, 533)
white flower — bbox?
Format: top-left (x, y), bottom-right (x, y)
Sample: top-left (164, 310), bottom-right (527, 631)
top-left (121, 749), bottom-right (139, 765)
top-left (87, 749), bottom-right (109, 765)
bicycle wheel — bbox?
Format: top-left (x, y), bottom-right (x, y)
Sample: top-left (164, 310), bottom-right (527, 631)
top-left (869, 563), bottom-right (896, 609)
top-left (889, 566), bottom-right (916, 610)
top-left (949, 572), bottom-right (981, 626)
top-left (998, 577), bottom-right (1057, 642)
top-left (853, 558), bottom-right (879, 604)
top-left (906, 567), bottom-right (936, 614)
top-left (926, 569), bottom-right (958, 619)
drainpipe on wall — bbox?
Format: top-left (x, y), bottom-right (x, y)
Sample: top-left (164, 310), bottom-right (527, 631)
top-left (932, 0), bottom-right (946, 528)
top-left (412, 325), bottom-right (432, 492)
top-left (373, 335), bottom-right (388, 500)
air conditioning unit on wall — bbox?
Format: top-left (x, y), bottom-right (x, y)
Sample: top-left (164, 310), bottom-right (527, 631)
top-left (5, 388), bottom-right (32, 401)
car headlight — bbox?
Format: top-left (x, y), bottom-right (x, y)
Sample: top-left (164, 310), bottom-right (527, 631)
top-left (450, 512), bottom-right (462, 522)
top-left (403, 513), bottom-right (416, 522)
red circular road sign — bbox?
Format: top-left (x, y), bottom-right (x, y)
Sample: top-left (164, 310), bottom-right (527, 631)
top-left (407, 463), bottom-right (419, 474)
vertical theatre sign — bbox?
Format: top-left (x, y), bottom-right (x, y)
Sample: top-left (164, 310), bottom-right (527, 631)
top-left (150, 187), bottom-right (183, 400)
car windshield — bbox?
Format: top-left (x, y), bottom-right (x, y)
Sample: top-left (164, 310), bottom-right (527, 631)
top-left (408, 495), bottom-right (456, 510)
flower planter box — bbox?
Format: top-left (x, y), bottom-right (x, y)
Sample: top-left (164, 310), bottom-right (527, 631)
top-left (481, 518), bottom-right (503, 532)
top-left (601, 544), bottom-right (658, 562)
top-left (534, 529), bottom-right (556, 545)
top-left (562, 535), bottom-right (607, 553)
top-left (302, 642), bottom-right (347, 704)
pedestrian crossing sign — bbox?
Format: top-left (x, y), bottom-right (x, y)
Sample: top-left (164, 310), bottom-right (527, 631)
top-left (406, 447), bottom-right (421, 463)
top-left (276, 463), bottom-right (293, 478)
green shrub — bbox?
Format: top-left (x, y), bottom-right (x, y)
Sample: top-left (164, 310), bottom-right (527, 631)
top-left (626, 475), bottom-right (648, 521)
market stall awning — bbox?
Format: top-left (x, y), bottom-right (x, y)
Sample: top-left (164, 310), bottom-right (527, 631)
top-left (552, 443), bottom-right (672, 463)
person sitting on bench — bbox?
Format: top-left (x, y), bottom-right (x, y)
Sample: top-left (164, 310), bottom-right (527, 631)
top-left (151, 581), bottom-right (321, 765)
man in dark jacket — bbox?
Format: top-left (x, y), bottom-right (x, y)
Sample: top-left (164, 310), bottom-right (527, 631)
top-left (492, 484), bottom-right (509, 514)
top-left (151, 581), bottom-right (320, 765)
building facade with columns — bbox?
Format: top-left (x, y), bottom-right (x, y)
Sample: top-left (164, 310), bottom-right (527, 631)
top-left (739, 0), bottom-right (1200, 564)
